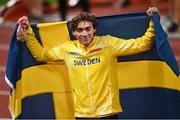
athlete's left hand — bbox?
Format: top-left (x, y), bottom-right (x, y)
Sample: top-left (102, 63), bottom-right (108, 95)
top-left (146, 7), bottom-right (158, 16)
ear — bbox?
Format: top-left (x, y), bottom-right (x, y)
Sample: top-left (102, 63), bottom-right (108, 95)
top-left (72, 32), bottom-right (75, 36)
top-left (93, 29), bottom-right (96, 34)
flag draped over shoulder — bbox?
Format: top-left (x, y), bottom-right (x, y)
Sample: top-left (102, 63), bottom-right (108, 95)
top-left (5, 13), bottom-right (180, 119)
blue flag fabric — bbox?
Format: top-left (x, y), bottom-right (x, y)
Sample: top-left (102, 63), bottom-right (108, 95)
top-left (5, 13), bottom-right (180, 119)
top-left (96, 13), bottom-right (179, 76)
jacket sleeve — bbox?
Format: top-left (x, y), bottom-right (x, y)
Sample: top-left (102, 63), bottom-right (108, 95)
top-left (107, 20), bottom-right (155, 57)
top-left (26, 27), bottom-right (66, 62)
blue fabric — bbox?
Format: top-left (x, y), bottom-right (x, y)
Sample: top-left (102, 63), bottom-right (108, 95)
top-left (5, 25), bottom-right (45, 91)
top-left (17, 93), bottom-right (55, 119)
top-left (95, 12), bottom-right (179, 76)
top-left (119, 88), bottom-right (180, 118)
top-left (153, 13), bottom-right (179, 76)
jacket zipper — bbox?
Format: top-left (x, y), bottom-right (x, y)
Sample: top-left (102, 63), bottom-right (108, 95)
top-left (85, 62), bottom-right (94, 112)
top-left (109, 85), bottom-right (112, 109)
top-left (85, 47), bottom-right (94, 112)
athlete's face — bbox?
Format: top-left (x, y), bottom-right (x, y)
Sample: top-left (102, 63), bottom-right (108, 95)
top-left (73, 21), bottom-right (96, 46)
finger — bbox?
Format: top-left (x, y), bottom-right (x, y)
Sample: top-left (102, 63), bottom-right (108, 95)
top-left (149, 12), bottom-right (153, 16)
top-left (17, 16), bottom-right (30, 31)
top-left (21, 23), bottom-right (27, 29)
top-left (152, 7), bottom-right (157, 11)
top-left (17, 16), bottom-right (24, 24)
top-left (150, 7), bottom-right (158, 12)
top-left (147, 7), bottom-right (156, 16)
top-left (147, 10), bottom-right (152, 16)
top-left (153, 7), bottom-right (158, 12)
top-left (146, 7), bottom-right (151, 15)
top-left (17, 16), bottom-right (28, 24)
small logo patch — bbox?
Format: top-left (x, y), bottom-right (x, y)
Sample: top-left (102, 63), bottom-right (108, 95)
top-left (69, 52), bottom-right (80, 55)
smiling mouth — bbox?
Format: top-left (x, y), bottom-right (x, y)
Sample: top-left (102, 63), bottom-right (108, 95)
top-left (80, 38), bottom-right (88, 41)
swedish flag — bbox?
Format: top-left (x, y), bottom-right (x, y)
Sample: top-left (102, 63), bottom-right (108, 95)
top-left (5, 13), bottom-right (180, 119)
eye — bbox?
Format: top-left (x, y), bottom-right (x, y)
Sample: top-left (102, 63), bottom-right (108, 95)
top-left (77, 28), bottom-right (83, 33)
top-left (85, 27), bottom-right (91, 32)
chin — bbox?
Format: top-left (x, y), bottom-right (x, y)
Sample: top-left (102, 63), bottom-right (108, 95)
top-left (83, 42), bottom-right (90, 46)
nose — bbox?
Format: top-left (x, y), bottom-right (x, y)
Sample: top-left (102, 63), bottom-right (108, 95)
top-left (81, 30), bottom-right (88, 36)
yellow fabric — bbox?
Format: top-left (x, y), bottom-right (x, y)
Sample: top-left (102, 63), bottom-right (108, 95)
top-left (9, 61), bottom-right (179, 118)
top-left (9, 21), bottom-right (75, 119)
top-left (9, 60), bottom-right (74, 119)
top-left (25, 20), bottom-right (154, 118)
top-left (37, 21), bottom-right (70, 49)
top-left (20, 64), bottom-right (71, 95)
top-left (53, 92), bottom-right (74, 119)
top-left (9, 80), bottom-right (22, 118)
top-left (118, 61), bottom-right (180, 90)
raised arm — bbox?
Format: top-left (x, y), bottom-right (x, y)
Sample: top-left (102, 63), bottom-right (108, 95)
top-left (16, 16), bottom-right (65, 62)
top-left (107, 7), bottom-right (157, 57)
top-left (108, 20), bottom-right (154, 57)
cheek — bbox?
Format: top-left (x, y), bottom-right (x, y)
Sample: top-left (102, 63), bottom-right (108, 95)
top-left (89, 32), bottom-right (94, 38)
top-left (77, 34), bottom-right (82, 40)
top-left (73, 32), bottom-right (80, 38)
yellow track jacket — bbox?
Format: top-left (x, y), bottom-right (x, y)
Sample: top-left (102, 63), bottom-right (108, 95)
top-left (26, 20), bottom-right (154, 118)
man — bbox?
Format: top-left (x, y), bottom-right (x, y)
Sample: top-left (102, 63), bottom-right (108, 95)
top-left (16, 7), bottom-right (158, 119)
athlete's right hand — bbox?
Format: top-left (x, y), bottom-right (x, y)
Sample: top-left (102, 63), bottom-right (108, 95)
top-left (16, 16), bottom-right (30, 41)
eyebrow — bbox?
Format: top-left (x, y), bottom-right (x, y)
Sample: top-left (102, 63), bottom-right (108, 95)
top-left (77, 26), bottom-right (91, 29)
